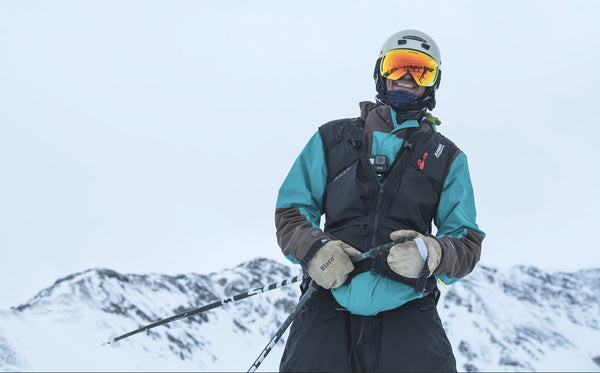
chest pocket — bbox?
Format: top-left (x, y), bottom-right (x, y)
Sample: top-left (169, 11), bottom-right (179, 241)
top-left (319, 119), bottom-right (372, 228)
top-left (386, 164), bottom-right (440, 234)
top-left (386, 133), bottom-right (455, 233)
top-left (324, 160), bottom-right (366, 223)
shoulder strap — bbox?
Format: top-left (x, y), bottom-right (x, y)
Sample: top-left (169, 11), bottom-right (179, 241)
top-left (318, 118), bottom-right (365, 183)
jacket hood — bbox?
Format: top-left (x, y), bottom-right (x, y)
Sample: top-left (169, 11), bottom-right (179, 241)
top-left (359, 101), bottom-right (394, 133)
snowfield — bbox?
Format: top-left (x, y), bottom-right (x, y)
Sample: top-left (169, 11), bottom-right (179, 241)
top-left (1, 258), bottom-right (599, 372)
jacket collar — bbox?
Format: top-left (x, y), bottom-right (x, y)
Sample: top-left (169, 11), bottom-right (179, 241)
top-left (359, 101), bottom-right (421, 134)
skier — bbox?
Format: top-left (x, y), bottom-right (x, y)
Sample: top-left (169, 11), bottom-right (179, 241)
top-left (275, 29), bottom-right (485, 372)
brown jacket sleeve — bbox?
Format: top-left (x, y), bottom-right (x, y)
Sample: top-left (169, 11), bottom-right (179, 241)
top-left (433, 229), bottom-right (484, 278)
top-left (430, 147), bottom-right (484, 279)
top-left (275, 207), bottom-right (333, 266)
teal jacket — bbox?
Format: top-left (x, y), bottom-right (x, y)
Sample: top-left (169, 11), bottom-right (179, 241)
top-left (275, 102), bottom-right (485, 315)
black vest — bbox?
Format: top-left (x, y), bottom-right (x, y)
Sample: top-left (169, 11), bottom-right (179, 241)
top-left (318, 117), bottom-right (458, 252)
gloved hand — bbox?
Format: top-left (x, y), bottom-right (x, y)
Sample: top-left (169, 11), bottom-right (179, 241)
top-left (387, 230), bottom-right (442, 278)
top-left (307, 240), bottom-right (362, 289)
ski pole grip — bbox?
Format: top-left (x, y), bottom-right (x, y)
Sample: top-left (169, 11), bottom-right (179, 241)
top-left (346, 238), bottom-right (413, 280)
top-left (353, 237), bottom-right (410, 263)
top-left (350, 251), bottom-right (372, 263)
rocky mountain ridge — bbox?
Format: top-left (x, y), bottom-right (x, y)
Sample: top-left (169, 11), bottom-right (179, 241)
top-left (0, 259), bottom-right (599, 371)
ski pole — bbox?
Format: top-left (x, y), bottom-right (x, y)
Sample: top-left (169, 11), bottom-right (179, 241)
top-left (102, 272), bottom-right (307, 346)
top-left (247, 280), bottom-right (318, 373)
top-left (246, 239), bottom-right (406, 372)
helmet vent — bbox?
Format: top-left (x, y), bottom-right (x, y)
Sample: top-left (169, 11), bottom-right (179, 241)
top-left (397, 40), bottom-right (407, 45)
top-left (421, 43), bottom-right (430, 50)
top-left (403, 35), bottom-right (427, 42)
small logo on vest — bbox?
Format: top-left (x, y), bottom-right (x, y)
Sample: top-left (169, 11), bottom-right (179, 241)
top-left (332, 166), bottom-right (352, 183)
top-left (417, 152), bottom-right (428, 170)
top-left (320, 255), bottom-right (335, 271)
top-left (434, 143), bottom-right (445, 158)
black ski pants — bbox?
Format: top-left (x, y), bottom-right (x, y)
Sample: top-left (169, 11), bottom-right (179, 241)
top-left (279, 287), bottom-right (456, 372)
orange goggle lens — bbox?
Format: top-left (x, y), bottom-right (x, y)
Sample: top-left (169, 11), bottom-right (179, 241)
top-left (380, 49), bottom-right (439, 87)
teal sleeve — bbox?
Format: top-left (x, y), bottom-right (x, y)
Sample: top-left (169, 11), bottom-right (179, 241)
top-left (276, 132), bottom-right (328, 228)
top-left (435, 152), bottom-right (485, 239)
top-left (434, 152), bottom-right (485, 285)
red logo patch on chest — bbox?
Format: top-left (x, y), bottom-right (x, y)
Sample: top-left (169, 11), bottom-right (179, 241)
top-left (417, 152), bottom-right (428, 170)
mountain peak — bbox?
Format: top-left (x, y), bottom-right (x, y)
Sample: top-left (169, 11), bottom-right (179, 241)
top-left (1, 260), bottom-right (599, 371)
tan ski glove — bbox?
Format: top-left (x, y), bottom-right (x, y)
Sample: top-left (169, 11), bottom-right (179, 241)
top-left (307, 240), bottom-right (361, 289)
top-left (387, 230), bottom-right (442, 278)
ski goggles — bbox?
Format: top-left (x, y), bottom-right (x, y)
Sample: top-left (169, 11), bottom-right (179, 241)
top-left (380, 49), bottom-right (439, 87)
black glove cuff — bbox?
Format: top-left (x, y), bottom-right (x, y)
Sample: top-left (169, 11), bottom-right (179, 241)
top-left (371, 243), bottom-right (435, 293)
top-left (299, 238), bottom-right (331, 268)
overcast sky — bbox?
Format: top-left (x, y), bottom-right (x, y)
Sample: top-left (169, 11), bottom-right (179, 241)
top-left (1, 0), bottom-right (599, 309)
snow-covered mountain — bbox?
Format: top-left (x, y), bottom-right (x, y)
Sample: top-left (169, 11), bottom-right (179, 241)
top-left (0, 258), bottom-right (299, 371)
top-left (0, 259), bottom-right (599, 372)
top-left (440, 265), bottom-right (600, 371)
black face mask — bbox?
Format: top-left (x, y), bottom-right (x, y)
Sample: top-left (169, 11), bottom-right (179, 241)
top-left (375, 91), bottom-right (428, 124)
top-left (383, 90), bottom-right (418, 107)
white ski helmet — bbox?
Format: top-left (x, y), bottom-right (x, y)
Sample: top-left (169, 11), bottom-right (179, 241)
top-left (374, 29), bottom-right (442, 111)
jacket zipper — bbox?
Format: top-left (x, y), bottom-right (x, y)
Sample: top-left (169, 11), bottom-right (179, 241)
top-left (371, 181), bottom-right (385, 247)
top-left (365, 132), bottom-right (416, 247)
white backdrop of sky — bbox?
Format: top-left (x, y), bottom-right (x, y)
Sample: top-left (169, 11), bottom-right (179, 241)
top-left (1, 0), bottom-right (599, 309)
